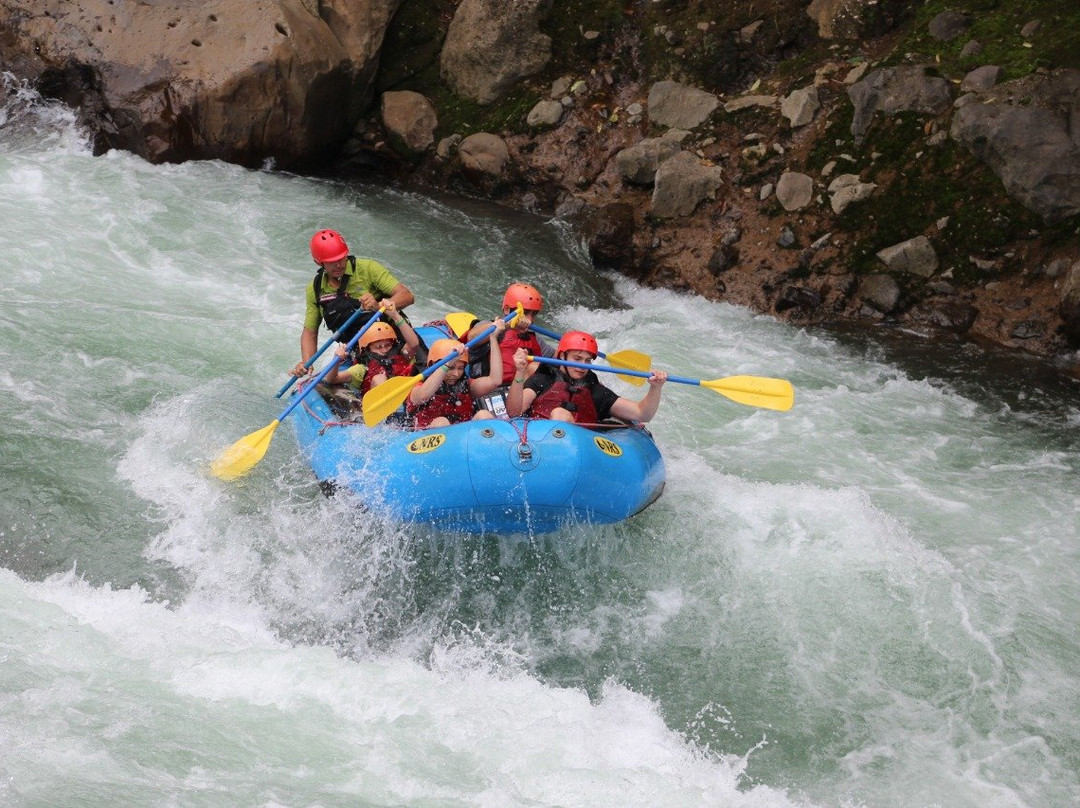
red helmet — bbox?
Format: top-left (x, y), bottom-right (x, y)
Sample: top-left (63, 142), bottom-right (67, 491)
top-left (502, 282), bottom-right (543, 312)
top-left (310, 229), bottom-right (349, 263)
top-left (359, 322), bottom-right (396, 349)
top-left (557, 331), bottom-right (598, 357)
top-left (428, 339), bottom-right (466, 366)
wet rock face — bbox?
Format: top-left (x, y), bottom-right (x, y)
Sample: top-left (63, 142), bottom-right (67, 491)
top-left (585, 203), bottom-right (636, 269)
top-left (1061, 263), bottom-right (1080, 348)
top-left (0, 0), bottom-right (398, 168)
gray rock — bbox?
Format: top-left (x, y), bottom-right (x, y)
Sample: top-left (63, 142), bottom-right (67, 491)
top-left (876, 236), bottom-right (939, 277)
top-left (615, 130), bottom-right (686, 186)
top-left (827, 173), bottom-right (876, 213)
top-left (848, 66), bottom-right (953, 143)
top-left (781, 86), bottom-right (821, 128)
top-left (776, 171), bottom-right (814, 211)
top-left (647, 81), bottom-right (720, 129)
top-left (950, 69), bottom-right (1080, 222)
top-left (457, 132), bottom-right (509, 179)
top-left (381, 91), bottom-right (437, 157)
top-left (1060, 262), bottom-right (1080, 347)
top-left (440, 0), bottom-right (551, 105)
top-left (959, 40), bottom-right (984, 59)
top-left (651, 152), bottom-right (724, 218)
top-left (929, 11), bottom-right (972, 42)
top-left (960, 66), bottom-right (1001, 93)
top-left (526, 99), bottom-right (564, 128)
top-left (858, 274), bottom-right (901, 313)
top-left (0, 0), bottom-right (399, 167)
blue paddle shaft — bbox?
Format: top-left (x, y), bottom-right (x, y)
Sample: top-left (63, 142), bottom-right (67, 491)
top-left (531, 355), bottom-right (698, 387)
top-left (420, 306), bottom-right (522, 381)
top-left (280, 310), bottom-right (384, 420)
top-left (529, 324), bottom-right (611, 360)
top-left (274, 305), bottom-right (370, 398)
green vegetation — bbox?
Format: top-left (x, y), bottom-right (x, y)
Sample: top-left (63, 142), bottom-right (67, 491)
top-left (890, 0), bottom-right (1080, 79)
top-left (830, 112), bottom-right (1044, 281)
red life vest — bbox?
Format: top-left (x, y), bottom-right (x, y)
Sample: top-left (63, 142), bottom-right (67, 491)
top-left (529, 374), bottom-right (599, 423)
top-left (497, 329), bottom-right (544, 384)
top-left (408, 377), bottom-right (476, 428)
top-left (358, 350), bottom-right (414, 395)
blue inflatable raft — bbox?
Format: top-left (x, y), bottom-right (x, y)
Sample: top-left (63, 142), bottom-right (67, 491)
top-left (290, 383), bottom-right (666, 535)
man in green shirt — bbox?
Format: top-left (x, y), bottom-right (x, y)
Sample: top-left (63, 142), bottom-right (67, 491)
top-left (293, 228), bottom-right (415, 377)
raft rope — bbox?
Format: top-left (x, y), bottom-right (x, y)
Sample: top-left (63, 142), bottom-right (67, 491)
top-left (300, 397), bottom-right (644, 438)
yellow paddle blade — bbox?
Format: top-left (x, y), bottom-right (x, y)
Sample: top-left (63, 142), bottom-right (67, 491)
top-left (444, 312), bottom-right (477, 339)
top-left (210, 419), bottom-right (281, 480)
top-left (703, 376), bottom-right (795, 411)
top-left (362, 374), bottom-right (422, 426)
top-left (605, 349), bottom-right (651, 386)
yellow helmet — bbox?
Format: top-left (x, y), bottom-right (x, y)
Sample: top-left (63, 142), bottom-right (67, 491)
top-left (427, 338), bottom-right (466, 365)
top-left (359, 322), bottom-right (397, 349)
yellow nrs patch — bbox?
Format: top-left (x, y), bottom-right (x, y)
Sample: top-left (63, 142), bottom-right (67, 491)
top-left (593, 436), bottom-right (623, 457)
top-left (407, 433), bottom-right (446, 454)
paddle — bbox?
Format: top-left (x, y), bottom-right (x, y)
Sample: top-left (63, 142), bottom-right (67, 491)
top-left (274, 305), bottom-right (372, 398)
top-left (529, 355), bottom-right (795, 412)
top-left (529, 324), bottom-right (651, 387)
top-left (362, 304), bottom-right (524, 427)
top-left (211, 309), bottom-right (386, 480)
top-left (445, 313), bottom-right (651, 387)
top-left (443, 311), bottom-right (477, 339)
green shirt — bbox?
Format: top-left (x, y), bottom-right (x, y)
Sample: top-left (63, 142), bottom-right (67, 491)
top-left (303, 256), bottom-right (404, 332)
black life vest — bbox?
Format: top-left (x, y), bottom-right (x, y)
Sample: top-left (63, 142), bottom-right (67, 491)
top-left (313, 257), bottom-right (413, 343)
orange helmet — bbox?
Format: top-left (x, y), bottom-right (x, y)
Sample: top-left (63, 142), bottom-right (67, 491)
top-left (427, 339), bottom-right (466, 365)
top-left (502, 282), bottom-right (543, 312)
top-left (557, 331), bottom-right (598, 357)
top-left (310, 229), bottom-right (349, 263)
top-left (359, 322), bottom-right (396, 349)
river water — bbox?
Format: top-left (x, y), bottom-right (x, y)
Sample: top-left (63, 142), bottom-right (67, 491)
top-left (2, 76), bottom-right (1079, 807)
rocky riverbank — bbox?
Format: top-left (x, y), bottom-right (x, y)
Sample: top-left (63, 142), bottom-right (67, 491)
top-left (3, 0), bottom-right (1078, 370)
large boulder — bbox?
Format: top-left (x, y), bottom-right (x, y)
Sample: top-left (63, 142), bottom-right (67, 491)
top-left (1060, 262), bottom-right (1080, 348)
top-left (950, 69), bottom-right (1080, 223)
top-left (457, 132), bottom-right (509, 181)
top-left (806, 0), bottom-right (903, 40)
top-left (615, 130), bottom-right (687, 186)
top-left (439, 0), bottom-right (551, 105)
top-left (0, 0), bottom-right (399, 168)
top-left (651, 152), bottom-right (724, 218)
top-left (647, 81), bottom-right (719, 130)
top-left (381, 90), bottom-right (437, 158)
top-left (847, 66), bottom-right (953, 143)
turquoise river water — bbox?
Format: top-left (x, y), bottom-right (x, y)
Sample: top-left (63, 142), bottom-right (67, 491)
top-left (2, 75), bottom-right (1079, 806)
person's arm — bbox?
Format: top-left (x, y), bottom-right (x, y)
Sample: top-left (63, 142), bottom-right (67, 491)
top-left (469, 320), bottom-right (506, 397)
top-left (293, 281), bottom-right (322, 374)
top-left (385, 282), bottom-right (415, 311)
top-left (505, 348), bottom-right (531, 416)
top-left (607, 372), bottom-right (668, 423)
top-left (384, 301), bottom-right (420, 357)
top-left (353, 259), bottom-right (415, 311)
top-left (409, 367), bottom-right (445, 406)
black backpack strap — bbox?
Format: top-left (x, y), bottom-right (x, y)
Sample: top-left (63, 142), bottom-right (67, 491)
top-left (312, 268), bottom-right (325, 316)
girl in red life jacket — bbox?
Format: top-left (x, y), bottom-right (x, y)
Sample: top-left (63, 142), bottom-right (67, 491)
top-left (505, 331), bottom-right (669, 424)
top-left (408, 320), bottom-right (507, 429)
top-left (327, 302), bottom-right (419, 393)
